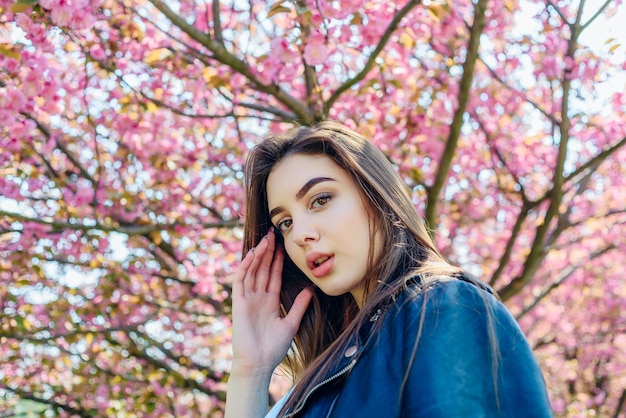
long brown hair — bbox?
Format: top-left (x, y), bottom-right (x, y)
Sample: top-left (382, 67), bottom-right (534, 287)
top-left (243, 121), bottom-right (464, 414)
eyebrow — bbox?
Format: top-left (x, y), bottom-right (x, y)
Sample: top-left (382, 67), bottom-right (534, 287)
top-left (269, 177), bottom-right (336, 220)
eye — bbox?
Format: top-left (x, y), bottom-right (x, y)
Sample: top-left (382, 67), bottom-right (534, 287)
top-left (311, 193), bottom-right (332, 209)
top-left (275, 218), bottom-right (292, 233)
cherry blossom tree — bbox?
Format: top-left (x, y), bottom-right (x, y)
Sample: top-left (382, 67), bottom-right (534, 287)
top-left (1, 0), bottom-right (625, 416)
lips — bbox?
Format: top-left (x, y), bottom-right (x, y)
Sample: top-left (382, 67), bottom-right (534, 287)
top-left (306, 252), bottom-right (334, 278)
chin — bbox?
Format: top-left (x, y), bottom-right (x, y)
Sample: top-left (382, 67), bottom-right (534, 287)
top-left (318, 288), bottom-right (349, 297)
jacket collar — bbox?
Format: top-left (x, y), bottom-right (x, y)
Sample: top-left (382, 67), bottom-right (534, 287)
top-left (283, 305), bottom-right (387, 417)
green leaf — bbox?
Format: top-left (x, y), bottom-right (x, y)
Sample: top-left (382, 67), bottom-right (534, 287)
top-left (608, 43), bottom-right (621, 54)
top-left (145, 402), bottom-right (156, 413)
top-left (10, 0), bottom-right (38, 13)
top-left (14, 315), bottom-right (29, 331)
top-left (267, 3), bottom-right (290, 18)
top-left (0, 45), bottom-right (21, 59)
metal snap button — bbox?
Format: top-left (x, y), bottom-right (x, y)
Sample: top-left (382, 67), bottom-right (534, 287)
top-left (344, 345), bottom-right (357, 357)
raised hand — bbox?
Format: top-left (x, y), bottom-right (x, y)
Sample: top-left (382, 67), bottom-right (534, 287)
top-left (230, 228), bottom-right (313, 378)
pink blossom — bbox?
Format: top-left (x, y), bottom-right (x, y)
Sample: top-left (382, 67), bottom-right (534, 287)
top-left (268, 38), bottom-right (298, 64)
top-left (116, 58), bottom-right (128, 70)
top-left (22, 69), bottom-right (43, 97)
top-left (71, 182), bottom-right (95, 206)
top-left (539, 55), bottom-right (560, 79)
top-left (38, 0), bottom-right (58, 9)
top-left (29, 23), bottom-right (47, 44)
top-left (95, 383), bottom-right (109, 408)
top-left (336, 0), bottom-right (361, 16)
top-left (3, 138), bottom-right (20, 153)
top-left (11, 119), bottom-right (36, 140)
top-left (194, 7), bottom-right (209, 31)
top-left (261, 38), bottom-right (300, 82)
top-left (50, 6), bottom-right (74, 27)
top-left (310, 11), bottom-right (324, 26)
top-left (15, 13), bottom-right (32, 31)
top-left (89, 44), bottom-right (106, 61)
top-left (318, 1), bottom-right (339, 19)
top-left (251, 65), bottom-right (272, 85)
top-left (116, 206), bottom-right (141, 224)
top-left (0, 87), bottom-right (9, 108)
top-left (72, 0), bottom-right (92, 8)
top-left (303, 32), bottom-right (328, 66)
top-left (72, 11), bottom-right (96, 30)
top-left (22, 221), bottom-right (52, 236)
top-left (574, 57), bottom-right (599, 81)
top-left (229, 73), bottom-right (246, 89)
top-left (4, 58), bottom-right (19, 73)
top-left (0, 110), bottom-right (13, 127)
top-left (193, 277), bottom-right (216, 295)
top-left (0, 172), bottom-right (21, 198)
top-left (32, 304), bottom-right (50, 323)
top-left (7, 88), bottom-right (27, 112)
top-left (40, 79), bottom-right (60, 102)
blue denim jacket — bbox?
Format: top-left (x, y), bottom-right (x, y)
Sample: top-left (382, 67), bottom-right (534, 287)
top-left (280, 278), bottom-right (553, 417)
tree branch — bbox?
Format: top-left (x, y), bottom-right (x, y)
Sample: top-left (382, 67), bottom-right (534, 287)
top-left (235, 100), bottom-right (298, 121)
top-left (146, 0), bottom-right (313, 123)
top-left (565, 136), bottom-right (626, 185)
top-left (212, 0), bottom-right (224, 45)
top-left (489, 208), bottom-right (530, 288)
top-left (485, 134), bottom-right (625, 290)
top-left (132, 330), bottom-right (221, 381)
top-left (472, 115), bottom-right (536, 287)
top-left (22, 112), bottom-right (96, 185)
top-left (125, 331), bottom-right (217, 396)
top-left (581, 0), bottom-right (613, 30)
top-left (474, 113), bottom-right (531, 202)
top-left (0, 209), bottom-right (240, 235)
top-left (515, 245), bottom-right (615, 319)
top-left (497, 4), bottom-right (583, 300)
top-left (545, 0), bottom-right (570, 25)
top-left (565, 210), bottom-right (626, 230)
top-left (80, 36), bottom-right (285, 122)
top-left (0, 322), bottom-right (143, 343)
top-left (478, 55), bottom-right (561, 126)
top-left (613, 388), bottom-right (626, 418)
top-left (295, 0), bottom-right (324, 120)
top-left (1, 385), bottom-right (94, 417)
top-left (425, 0), bottom-right (488, 231)
top-left (324, 0), bottom-right (423, 114)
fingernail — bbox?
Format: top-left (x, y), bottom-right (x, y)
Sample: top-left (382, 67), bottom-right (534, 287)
top-left (247, 247), bottom-right (255, 254)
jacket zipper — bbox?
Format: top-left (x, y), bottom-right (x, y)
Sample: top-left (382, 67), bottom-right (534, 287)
top-left (283, 358), bottom-right (357, 417)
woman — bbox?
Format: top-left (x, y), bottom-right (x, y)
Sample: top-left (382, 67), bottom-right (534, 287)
top-left (226, 121), bottom-right (552, 417)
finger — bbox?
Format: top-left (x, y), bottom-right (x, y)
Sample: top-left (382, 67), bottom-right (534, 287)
top-left (231, 249), bottom-right (255, 298)
top-left (255, 229), bottom-right (277, 292)
top-left (284, 287), bottom-right (314, 331)
top-left (255, 229), bottom-right (276, 291)
top-left (267, 244), bottom-right (284, 294)
top-left (244, 235), bottom-right (269, 293)
top-left (234, 248), bottom-right (256, 282)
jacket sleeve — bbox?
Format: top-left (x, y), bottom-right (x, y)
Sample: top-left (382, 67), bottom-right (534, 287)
top-left (401, 280), bottom-right (553, 417)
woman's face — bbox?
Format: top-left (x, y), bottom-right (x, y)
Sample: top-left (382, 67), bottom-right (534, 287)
top-left (267, 153), bottom-right (381, 308)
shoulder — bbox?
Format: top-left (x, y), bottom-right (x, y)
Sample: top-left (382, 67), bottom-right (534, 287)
top-left (381, 276), bottom-right (526, 347)
top-left (393, 275), bottom-right (502, 316)
top-left (362, 276), bottom-right (553, 416)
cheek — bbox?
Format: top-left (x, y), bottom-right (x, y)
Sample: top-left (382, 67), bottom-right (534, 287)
top-left (283, 240), bottom-right (304, 267)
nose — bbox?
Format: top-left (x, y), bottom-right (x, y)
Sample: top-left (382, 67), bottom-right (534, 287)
top-left (291, 217), bottom-right (320, 247)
